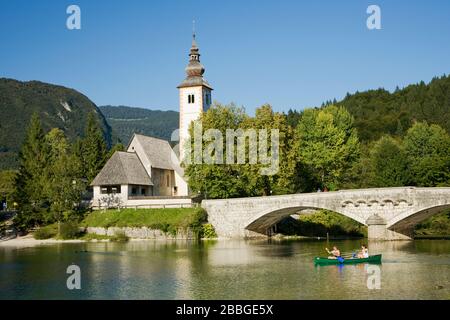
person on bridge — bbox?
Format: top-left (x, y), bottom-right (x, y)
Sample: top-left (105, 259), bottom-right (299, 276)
top-left (326, 246), bottom-right (341, 259)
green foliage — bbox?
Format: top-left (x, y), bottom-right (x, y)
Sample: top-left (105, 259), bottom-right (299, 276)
top-left (415, 211), bottom-right (450, 236)
top-left (285, 75), bottom-right (450, 145)
top-left (58, 221), bottom-right (81, 239)
top-left (336, 75), bottom-right (450, 143)
top-left (0, 78), bottom-right (113, 170)
top-left (184, 103), bottom-right (248, 198)
top-left (369, 136), bottom-right (409, 187)
top-left (33, 224), bottom-right (58, 239)
top-left (81, 112), bottom-right (108, 183)
top-left (13, 114), bottom-right (96, 231)
top-left (344, 122), bottom-right (450, 190)
top-left (185, 103), bottom-right (297, 198)
top-left (80, 233), bottom-right (111, 241)
top-left (297, 210), bottom-right (366, 237)
top-left (107, 143), bottom-right (125, 160)
top-left (296, 105), bottom-right (360, 190)
top-left (81, 208), bottom-right (207, 235)
top-left (45, 129), bottom-right (86, 224)
top-left (99, 105), bottom-right (179, 144)
top-left (0, 170), bottom-right (17, 204)
top-left (199, 223), bottom-right (217, 238)
top-left (403, 122), bottom-right (450, 186)
top-left (14, 114), bottom-right (50, 230)
top-left (110, 230), bottom-right (129, 242)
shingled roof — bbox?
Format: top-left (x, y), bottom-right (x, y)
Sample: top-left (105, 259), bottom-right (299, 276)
top-left (132, 134), bottom-right (176, 170)
top-left (91, 151), bottom-right (153, 186)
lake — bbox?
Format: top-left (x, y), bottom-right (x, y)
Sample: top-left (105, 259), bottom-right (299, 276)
top-left (1, 239), bottom-right (449, 299)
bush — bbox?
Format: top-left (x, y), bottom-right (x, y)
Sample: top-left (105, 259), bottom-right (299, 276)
top-left (80, 233), bottom-right (111, 241)
top-left (189, 208), bottom-right (208, 233)
top-left (33, 224), bottom-right (58, 239)
top-left (200, 223), bottom-right (217, 238)
top-left (58, 221), bottom-right (81, 239)
top-left (110, 231), bottom-right (129, 242)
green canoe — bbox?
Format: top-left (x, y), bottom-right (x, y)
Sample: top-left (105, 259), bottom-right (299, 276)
top-left (314, 254), bottom-right (382, 265)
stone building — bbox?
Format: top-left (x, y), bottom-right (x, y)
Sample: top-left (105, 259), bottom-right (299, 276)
top-left (91, 134), bottom-right (189, 208)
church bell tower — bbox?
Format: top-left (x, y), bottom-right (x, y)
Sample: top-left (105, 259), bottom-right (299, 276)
top-left (177, 31), bottom-right (213, 160)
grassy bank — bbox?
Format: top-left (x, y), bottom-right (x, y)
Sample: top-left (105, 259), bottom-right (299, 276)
top-left (81, 207), bottom-right (207, 235)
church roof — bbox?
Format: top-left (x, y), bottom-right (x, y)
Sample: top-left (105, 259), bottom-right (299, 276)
top-left (90, 151), bottom-right (153, 186)
top-left (177, 77), bottom-right (213, 89)
top-left (131, 134), bottom-right (176, 170)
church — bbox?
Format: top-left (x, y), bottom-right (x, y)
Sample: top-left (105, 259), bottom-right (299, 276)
top-left (91, 33), bottom-right (212, 208)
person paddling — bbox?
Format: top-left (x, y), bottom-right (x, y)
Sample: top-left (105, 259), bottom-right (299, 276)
top-left (326, 246), bottom-right (341, 259)
top-left (357, 244), bottom-right (369, 258)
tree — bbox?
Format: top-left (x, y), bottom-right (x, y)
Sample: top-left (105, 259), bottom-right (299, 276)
top-left (13, 113), bottom-right (50, 230)
top-left (81, 112), bottom-right (107, 182)
top-left (241, 105), bottom-right (297, 195)
top-left (106, 143), bottom-right (125, 160)
top-left (45, 129), bottom-right (85, 235)
top-left (403, 122), bottom-right (450, 186)
top-left (296, 105), bottom-right (360, 190)
top-left (369, 136), bottom-right (409, 187)
top-left (0, 170), bottom-right (16, 207)
top-left (184, 103), bottom-right (299, 198)
top-left (184, 103), bottom-right (248, 198)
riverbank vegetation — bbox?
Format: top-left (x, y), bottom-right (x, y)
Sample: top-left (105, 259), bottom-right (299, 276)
top-left (33, 222), bottom-right (130, 241)
top-left (31, 207), bottom-right (209, 240)
top-left (277, 210), bottom-right (366, 238)
top-left (81, 207), bottom-right (207, 235)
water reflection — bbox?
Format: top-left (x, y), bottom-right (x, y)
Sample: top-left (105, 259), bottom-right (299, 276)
top-left (1, 239), bottom-right (449, 299)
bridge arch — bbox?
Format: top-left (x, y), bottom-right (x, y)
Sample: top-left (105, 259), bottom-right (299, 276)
top-left (387, 204), bottom-right (450, 230)
top-left (244, 204), bottom-right (366, 235)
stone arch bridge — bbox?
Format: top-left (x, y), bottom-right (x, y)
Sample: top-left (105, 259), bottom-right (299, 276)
top-left (202, 187), bottom-right (450, 240)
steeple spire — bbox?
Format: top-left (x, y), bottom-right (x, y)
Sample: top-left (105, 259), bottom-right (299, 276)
top-left (177, 24), bottom-right (212, 90)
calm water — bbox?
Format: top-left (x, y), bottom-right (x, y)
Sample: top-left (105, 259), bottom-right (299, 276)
top-left (1, 239), bottom-right (450, 299)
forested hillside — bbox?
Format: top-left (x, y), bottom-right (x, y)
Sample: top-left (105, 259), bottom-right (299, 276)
top-left (99, 105), bottom-right (178, 144)
top-left (332, 75), bottom-right (450, 142)
top-left (0, 78), bottom-right (113, 169)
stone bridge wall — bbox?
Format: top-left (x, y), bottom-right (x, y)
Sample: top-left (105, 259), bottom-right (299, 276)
top-left (202, 187), bottom-right (450, 240)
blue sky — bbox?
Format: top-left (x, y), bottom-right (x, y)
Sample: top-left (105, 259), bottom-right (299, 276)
top-left (1, 0), bottom-right (450, 113)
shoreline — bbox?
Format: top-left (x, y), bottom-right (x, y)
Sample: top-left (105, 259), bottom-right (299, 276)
top-left (0, 234), bottom-right (88, 248)
top-left (0, 234), bottom-right (223, 249)
top-left (2, 233), bottom-right (449, 249)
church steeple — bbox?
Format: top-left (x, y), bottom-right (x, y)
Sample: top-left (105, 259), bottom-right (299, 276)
top-left (185, 33), bottom-right (204, 77)
top-left (178, 30), bottom-right (212, 90)
top-left (178, 27), bottom-right (213, 161)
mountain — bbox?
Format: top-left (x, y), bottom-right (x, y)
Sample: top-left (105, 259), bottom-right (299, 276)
top-left (99, 105), bottom-right (179, 144)
top-left (0, 78), bottom-right (113, 170)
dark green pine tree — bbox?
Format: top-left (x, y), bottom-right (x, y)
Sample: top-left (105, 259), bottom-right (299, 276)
top-left (82, 112), bottom-right (107, 183)
top-left (14, 113), bottom-right (49, 230)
